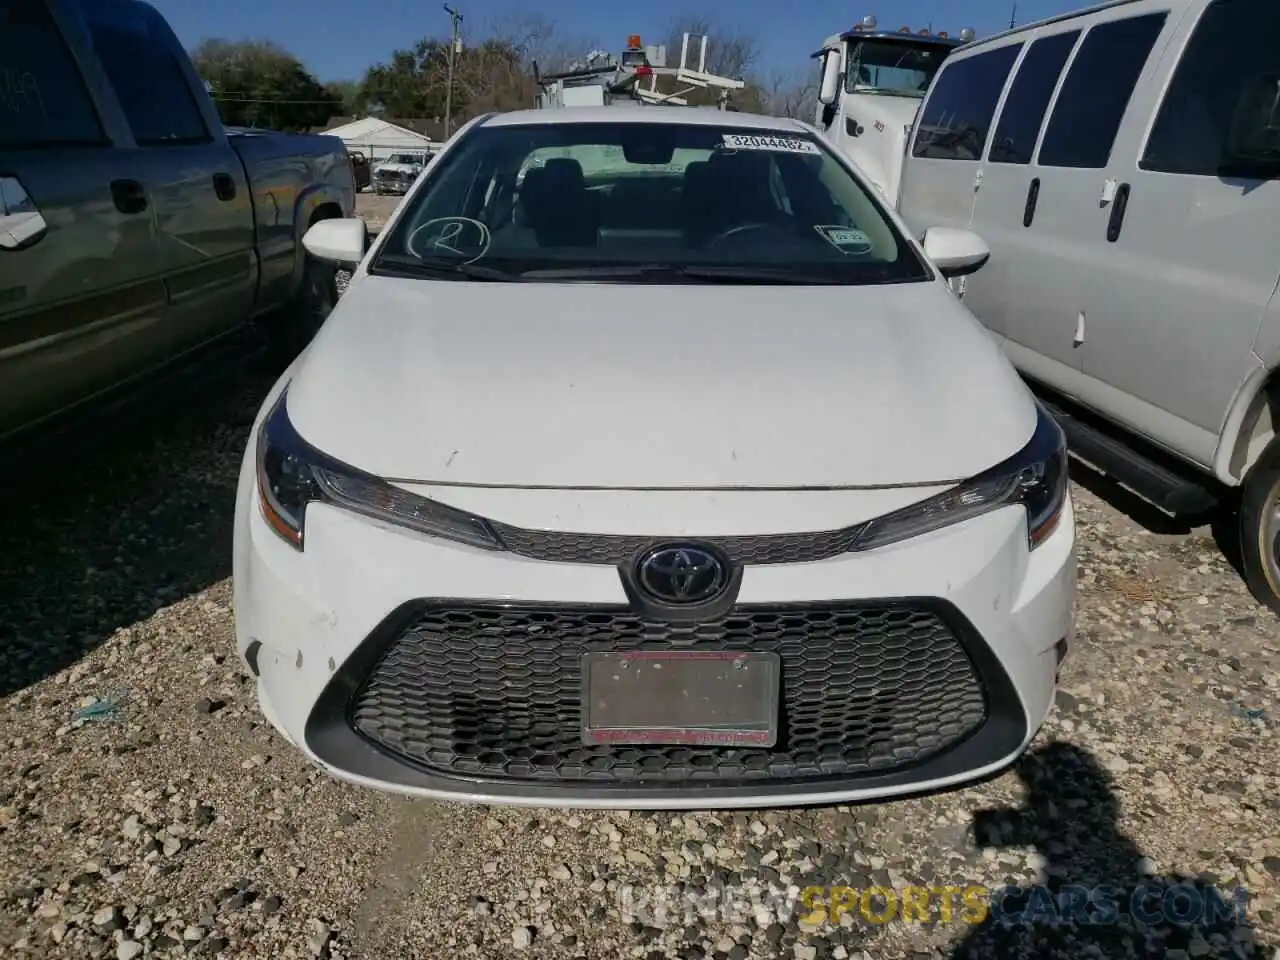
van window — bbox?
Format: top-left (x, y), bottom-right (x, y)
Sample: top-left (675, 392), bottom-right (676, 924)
top-left (1141, 0), bottom-right (1280, 175)
top-left (989, 31), bottom-right (1079, 165)
top-left (1038, 13), bottom-right (1168, 168)
top-left (0, 0), bottom-right (106, 148)
top-left (80, 0), bottom-right (210, 145)
top-left (911, 44), bottom-right (1022, 161)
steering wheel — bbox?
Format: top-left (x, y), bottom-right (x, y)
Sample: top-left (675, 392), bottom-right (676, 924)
top-left (703, 221), bottom-right (789, 250)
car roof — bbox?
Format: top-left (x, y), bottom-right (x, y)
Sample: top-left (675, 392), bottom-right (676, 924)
top-left (480, 107), bottom-right (811, 133)
top-left (950, 0), bottom-right (1198, 53)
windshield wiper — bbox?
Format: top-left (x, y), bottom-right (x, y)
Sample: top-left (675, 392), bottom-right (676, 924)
top-left (519, 263), bottom-right (838, 284)
top-left (373, 257), bottom-right (521, 282)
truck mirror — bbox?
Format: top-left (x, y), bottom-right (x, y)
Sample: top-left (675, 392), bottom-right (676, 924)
top-left (819, 52), bottom-right (842, 106)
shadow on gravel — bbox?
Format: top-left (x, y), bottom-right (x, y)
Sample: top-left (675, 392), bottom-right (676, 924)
top-left (0, 370), bottom-right (276, 698)
top-left (1065, 459), bottom-right (1214, 536)
top-left (948, 741), bottom-right (1270, 960)
top-left (1067, 458), bottom-right (1250, 582)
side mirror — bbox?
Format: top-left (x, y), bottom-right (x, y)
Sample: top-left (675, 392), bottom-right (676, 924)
top-left (0, 176), bottom-right (48, 251)
top-left (921, 226), bottom-right (990, 278)
top-left (1226, 71), bottom-right (1280, 163)
top-left (819, 52), bottom-right (842, 106)
top-left (303, 217), bottom-right (368, 265)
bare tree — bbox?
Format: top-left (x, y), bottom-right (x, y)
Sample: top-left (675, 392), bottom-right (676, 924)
top-left (483, 10), bottom-right (601, 75)
top-left (760, 69), bottom-right (819, 120)
top-left (660, 15), bottom-right (758, 79)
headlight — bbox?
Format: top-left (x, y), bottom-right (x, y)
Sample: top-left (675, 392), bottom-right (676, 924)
top-left (255, 390), bottom-right (503, 552)
top-left (852, 402), bottom-right (1067, 552)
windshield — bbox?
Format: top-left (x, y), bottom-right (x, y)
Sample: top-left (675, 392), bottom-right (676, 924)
top-left (845, 39), bottom-right (948, 97)
top-left (371, 120), bottom-right (931, 285)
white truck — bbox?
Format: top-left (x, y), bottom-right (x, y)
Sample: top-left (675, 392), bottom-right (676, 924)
top-left (811, 15), bottom-right (976, 206)
top-left (533, 33), bottom-right (747, 110)
top-left (371, 153), bottom-right (429, 196)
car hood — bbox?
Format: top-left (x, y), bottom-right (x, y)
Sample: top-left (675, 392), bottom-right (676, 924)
top-left (286, 276), bottom-right (1036, 488)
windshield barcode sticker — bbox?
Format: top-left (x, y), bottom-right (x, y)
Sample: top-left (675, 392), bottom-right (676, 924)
top-left (721, 134), bottom-right (820, 154)
top-left (814, 225), bottom-right (873, 255)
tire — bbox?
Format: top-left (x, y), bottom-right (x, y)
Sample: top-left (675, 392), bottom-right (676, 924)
top-left (1237, 435), bottom-right (1280, 615)
top-left (265, 254), bottom-right (338, 369)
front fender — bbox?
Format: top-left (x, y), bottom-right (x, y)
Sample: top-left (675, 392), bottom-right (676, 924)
top-left (289, 183), bottom-right (350, 289)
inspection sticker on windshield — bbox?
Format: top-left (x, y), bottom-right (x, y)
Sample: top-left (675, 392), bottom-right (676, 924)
top-left (721, 134), bottom-right (820, 154)
top-left (814, 225), bottom-right (873, 255)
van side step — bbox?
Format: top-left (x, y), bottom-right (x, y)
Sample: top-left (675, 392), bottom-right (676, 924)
top-left (1036, 395), bottom-right (1220, 517)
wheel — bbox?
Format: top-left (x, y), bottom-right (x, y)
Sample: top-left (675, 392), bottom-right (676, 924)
top-left (1237, 435), bottom-right (1280, 615)
top-left (266, 254), bottom-right (338, 368)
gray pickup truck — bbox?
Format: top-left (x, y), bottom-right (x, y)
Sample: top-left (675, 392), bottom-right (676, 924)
top-left (0, 0), bottom-right (356, 447)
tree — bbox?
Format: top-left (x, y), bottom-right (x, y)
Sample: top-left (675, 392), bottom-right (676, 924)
top-left (192, 39), bottom-right (342, 131)
top-left (359, 42), bottom-right (449, 118)
top-left (324, 80), bottom-right (364, 116)
top-left (357, 14), bottom-right (580, 122)
top-left (760, 69), bottom-right (819, 120)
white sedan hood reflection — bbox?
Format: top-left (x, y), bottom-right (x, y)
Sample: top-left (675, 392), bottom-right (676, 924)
top-left (286, 275), bottom-right (1036, 489)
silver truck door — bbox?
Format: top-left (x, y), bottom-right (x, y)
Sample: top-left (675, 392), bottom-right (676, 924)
top-left (0, 0), bottom-right (166, 442)
top-left (898, 42), bottom-right (1021, 239)
top-left (74, 0), bottom-right (255, 354)
top-left (1076, 0), bottom-right (1280, 463)
top-left (1000, 6), bottom-right (1171, 399)
top-left (965, 28), bottom-right (1080, 344)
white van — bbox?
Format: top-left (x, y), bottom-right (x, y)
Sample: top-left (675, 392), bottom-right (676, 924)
top-left (897, 0), bottom-right (1280, 613)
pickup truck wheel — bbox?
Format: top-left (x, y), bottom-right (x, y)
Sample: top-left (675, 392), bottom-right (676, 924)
top-left (267, 256), bottom-right (337, 367)
top-left (1238, 437), bottom-right (1280, 615)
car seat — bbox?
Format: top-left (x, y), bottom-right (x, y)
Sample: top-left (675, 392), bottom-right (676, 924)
top-left (518, 158), bottom-right (599, 248)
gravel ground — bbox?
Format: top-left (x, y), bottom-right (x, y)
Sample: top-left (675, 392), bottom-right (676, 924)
top-left (353, 193), bottom-right (401, 235)
top-left (1, 282), bottom-right (1277, 958)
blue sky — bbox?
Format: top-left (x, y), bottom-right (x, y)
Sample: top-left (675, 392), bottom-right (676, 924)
top-left (154, 0), bottom-right (1087, 84)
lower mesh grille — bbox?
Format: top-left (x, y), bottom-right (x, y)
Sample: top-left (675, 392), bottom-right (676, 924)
top-left (348, 602), bottom-right (989, 785)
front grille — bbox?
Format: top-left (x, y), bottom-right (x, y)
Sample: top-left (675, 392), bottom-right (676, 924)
top-left (488, 521), bottom-right (866, 565)
top-left (349, 602), bottom-right (988, 785)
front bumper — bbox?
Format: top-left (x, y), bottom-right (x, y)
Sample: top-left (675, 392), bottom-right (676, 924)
top-left (233, 463), bottom-right (1076, 809)
top-left (372, 177), bottom-right (412, 194)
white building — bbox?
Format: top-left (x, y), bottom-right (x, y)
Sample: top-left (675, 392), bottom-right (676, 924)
top-left (320, 116), bottom-right (442, 162)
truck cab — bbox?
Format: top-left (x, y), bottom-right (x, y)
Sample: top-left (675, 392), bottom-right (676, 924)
top-left (812, 16), bottom-right (973, 206)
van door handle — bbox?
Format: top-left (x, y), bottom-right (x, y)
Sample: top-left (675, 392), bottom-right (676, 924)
top-left (1106, 182), bottom-right (1131, 242)
top-left (212, 173), bottom-right (236, 201)
top-left (1022, 177), bottom-right (1041, 227)
top-left (109, 179), bottom-right (147, 215)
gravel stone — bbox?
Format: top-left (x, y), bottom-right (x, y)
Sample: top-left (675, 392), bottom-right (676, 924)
top-left (0, 278), bottom-right (1277, 958)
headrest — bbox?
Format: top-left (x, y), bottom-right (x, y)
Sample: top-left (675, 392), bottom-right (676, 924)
top-left (681, 160), bottom-right (711, 188)
top-left (541, 157), bottom-right (585, 190)
top-left (708, 150), bottom-right (774, 194)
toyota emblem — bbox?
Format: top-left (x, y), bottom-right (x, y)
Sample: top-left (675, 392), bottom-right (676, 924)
top-left (636, 545), bottom-right (728, 605)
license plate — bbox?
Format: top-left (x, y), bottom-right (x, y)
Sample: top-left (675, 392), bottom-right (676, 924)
top-left (581, 650), bottom-right (780, 747)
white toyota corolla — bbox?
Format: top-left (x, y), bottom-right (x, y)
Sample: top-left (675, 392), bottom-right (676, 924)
top-left (232, 107), bottom-right (1076, 809)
